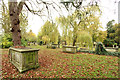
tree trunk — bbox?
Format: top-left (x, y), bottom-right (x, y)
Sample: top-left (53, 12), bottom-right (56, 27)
top-left (73, 30), bottom-right (77, 46)
top-left (65, 41), bottom-right (67, 45)
top-left (73, 35), bottom-right (77, 46)
top-left (73, 39), bottom-right (76, 46)
top-left (9, 1), bottom-right (24, 46)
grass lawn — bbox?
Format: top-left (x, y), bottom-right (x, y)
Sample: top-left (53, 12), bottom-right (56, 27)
top-left (1, 45), bottom-right (119, 78)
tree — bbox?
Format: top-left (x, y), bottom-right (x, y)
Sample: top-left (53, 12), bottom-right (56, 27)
top-left (42, 35), bottom-right (50, 44)
top-left (73, 5), bottom-right (101, 46)
top-left (106, 20), bottom-right (115, 39)
top-left (8, 0), bottom-right (24, 46)
top-left (37, 31), bottom-right (42, 44)
top-left (19, 13), bottom-right (28, 38)
top-left (104, 20), bottom-right (120, 47)
top-left (66, 30), bottom-right (73, 45)
top-left (1, 0), bottom-right (28, 47)
top-left (26, 30), bottom-right (37, 43)
top-left (2, 0), bottom-right (10, 33)
top-left (7, 0), bottom-right (61, 46)
top-left (108, 23), bottom-right (120, 46)
top-left (76, 31), bottom-right (93, 49)
top-left (115, 23), bottom-right (120, 46)
top-left (79, 5), bottom-right (102, 42)
top-left (60, 0), bottom-right (102, 46)
top-left (2, 7), bottom-right (28, 37)
top-left (56, 4), bottom-right (101, 46)
top-left (88, 15), bottom-right (103, 42)
top-left (39, 20), bottom-right (59, 44)
top-left (60, 0), bottom-right (100, 11)
top-left (7, 0), bottom-right (102, 46)
top-left (56, 16), bottom-right (69, 45)
top-left (96, 31), bottom-right (107, 43)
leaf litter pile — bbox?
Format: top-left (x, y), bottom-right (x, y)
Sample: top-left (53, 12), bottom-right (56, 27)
top-left (1, 47), bottom-right (118, 78)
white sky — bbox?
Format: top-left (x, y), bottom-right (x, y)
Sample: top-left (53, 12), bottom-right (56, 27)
top-left (26, 0), bottom-right (120, 36)
top-left (99, 0), bottom-right (119, 30)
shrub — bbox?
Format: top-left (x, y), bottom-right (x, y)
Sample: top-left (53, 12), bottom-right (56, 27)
top-left (21, 38), bottom-right (28, 46)
top-left (39, 41), bottom-right (43, 45)
top-left (0, 33), bottom-right (13, 48)
top-left (1, 41), bottom-right (13, 48)
top-left (103, 39), bottom-right (114, 47)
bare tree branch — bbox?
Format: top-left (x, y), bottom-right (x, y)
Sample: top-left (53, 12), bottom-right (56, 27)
top-left (17, 0), bottom-right (25, 15)
top-left (24, 2), bottom-right (44, 16)
top-left (31, 0), bottom-right (39, 9)
top-left (32, 0), bottom-right (63, 18)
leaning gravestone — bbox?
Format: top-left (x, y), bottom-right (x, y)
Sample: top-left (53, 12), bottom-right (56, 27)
top-left (9, 47), bottom-right (39, 72)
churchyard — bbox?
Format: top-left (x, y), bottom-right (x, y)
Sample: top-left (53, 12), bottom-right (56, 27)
top-left (1, 45), bottom-right (119, 78)
top-left (1, 0), bottom-right (120, 79)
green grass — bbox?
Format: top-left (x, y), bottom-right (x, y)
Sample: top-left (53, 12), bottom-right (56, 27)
top-left (2, 45), bottom-right (119, 78)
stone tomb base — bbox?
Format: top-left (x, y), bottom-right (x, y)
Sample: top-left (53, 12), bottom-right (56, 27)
top-left (9, 47), bottom-right (39, 72)
top-left (62, 45), bottom-right (77, 53)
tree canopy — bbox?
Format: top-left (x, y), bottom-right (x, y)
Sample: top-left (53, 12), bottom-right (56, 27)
top-left (56, 4), bottom-right (102, 46)
top-left (38, 20), bottom-right (59, 44)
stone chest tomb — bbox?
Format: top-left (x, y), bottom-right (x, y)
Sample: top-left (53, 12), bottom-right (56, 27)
top-left (9, 47), bottom-right (39, 72)
top-left (62, 45), bottom-right (77, 53)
